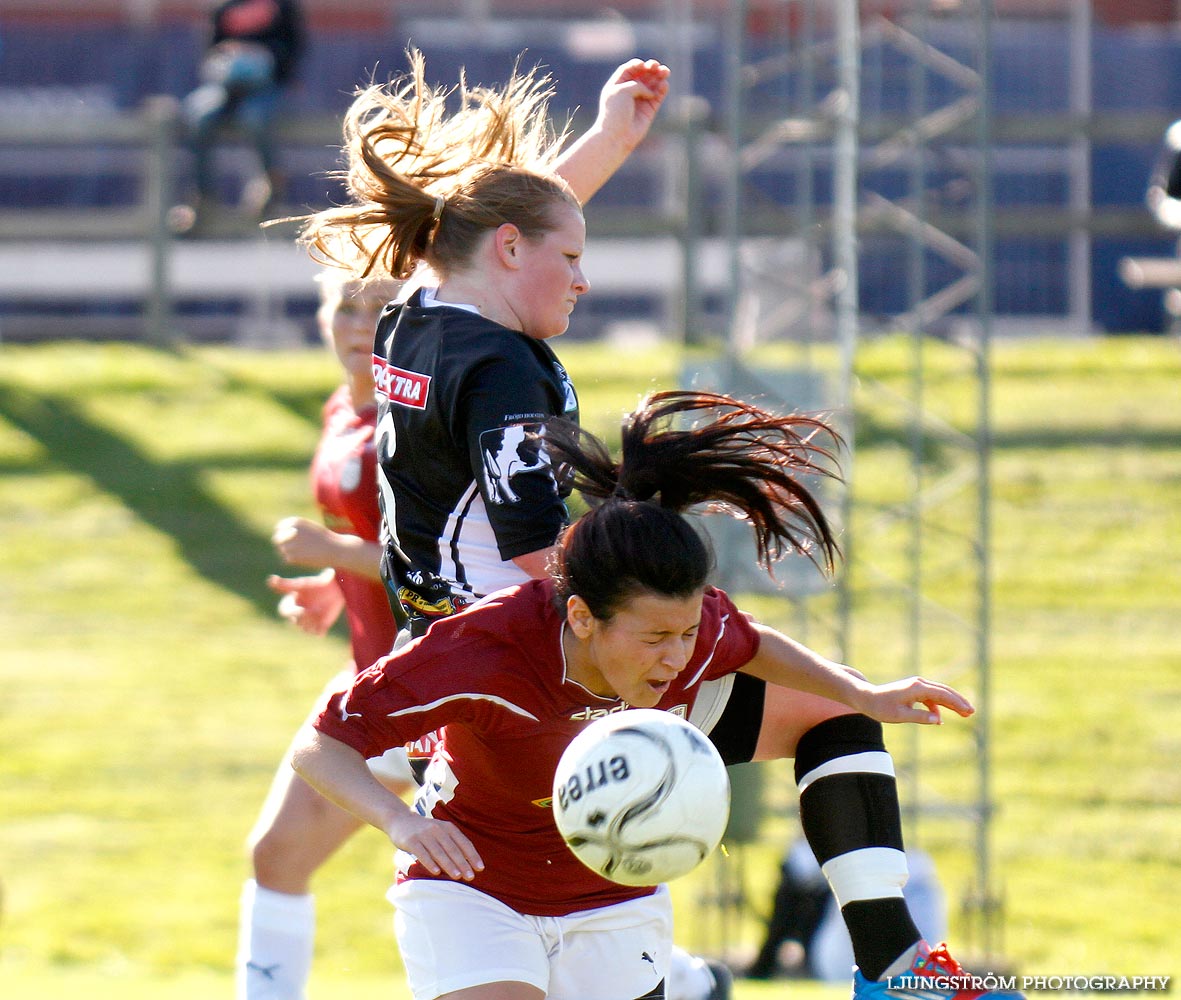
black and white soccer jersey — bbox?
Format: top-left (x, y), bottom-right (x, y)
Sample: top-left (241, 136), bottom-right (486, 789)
top-left (372, 288), bottom-right (579, 635)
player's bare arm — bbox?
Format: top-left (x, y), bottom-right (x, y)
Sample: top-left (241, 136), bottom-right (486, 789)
top-left (553, 58), bottom-right (671, 204)
top-left (267, 569), bottom-right (344, 635)
top-left (291, 729), bottom-right (485, 880)
top-left (272, 515), bottom-right (383, 580)
top-left (740, 623), bottom-right (974, 725)
top-left (511, 544), bottom-right (559, 579)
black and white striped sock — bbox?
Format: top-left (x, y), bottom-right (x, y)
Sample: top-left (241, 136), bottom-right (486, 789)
top-left (794, 714), bottom-right (921, 981)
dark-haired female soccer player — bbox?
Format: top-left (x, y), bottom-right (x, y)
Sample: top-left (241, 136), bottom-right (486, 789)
top-left (291, 391), bottom-right (1023, 1000)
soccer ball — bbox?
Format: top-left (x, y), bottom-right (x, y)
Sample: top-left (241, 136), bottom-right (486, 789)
top-left (551, 709), bottom-right (731, 887)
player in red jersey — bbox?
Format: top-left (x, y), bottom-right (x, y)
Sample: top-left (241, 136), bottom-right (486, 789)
top-left (237, 270), bottom-right (413, 1000)
top-left (292, 391), bottom-right (1023, 1000)
top-left (266, 274), bottom-right (401, 669)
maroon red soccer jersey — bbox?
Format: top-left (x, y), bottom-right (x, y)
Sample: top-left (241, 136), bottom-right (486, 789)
top-left (310, 386), bottom-right (399, 673)
top-left (314, 579), bottom-right (761, 916)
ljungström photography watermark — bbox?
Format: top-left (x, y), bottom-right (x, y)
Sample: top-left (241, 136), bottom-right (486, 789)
top-left (890, 975), bottom-right (1172, 994)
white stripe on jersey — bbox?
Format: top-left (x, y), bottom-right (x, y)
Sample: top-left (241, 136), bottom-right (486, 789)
top-left (386, 693), bottom-right (540, 722)
top-left (438, 481), bottom-right (481, 593)
top-left (681, 612), bottom-right (730, 689)
top-left (439, 483), bottom-right (531, 599)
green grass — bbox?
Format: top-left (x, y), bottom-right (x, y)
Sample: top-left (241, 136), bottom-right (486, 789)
top-left (1, 336), bottom-right (1178, 996)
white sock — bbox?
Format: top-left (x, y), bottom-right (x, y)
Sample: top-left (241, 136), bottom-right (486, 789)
top-left (666, 945), bottom-right (716, 1000)
top-left (236, 879), bottom-right (316, 1000)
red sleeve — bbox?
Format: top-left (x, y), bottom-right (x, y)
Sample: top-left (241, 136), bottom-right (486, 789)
top-left (701, 586), bottom-right (761, 680)
top-left (312, 627), bottom-right (517, 759)
top-left (313, 644), bottom-right (469, 759)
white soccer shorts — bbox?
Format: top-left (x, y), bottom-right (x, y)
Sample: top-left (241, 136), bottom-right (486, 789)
top-left (389, 878), bottom-right (672, 1000)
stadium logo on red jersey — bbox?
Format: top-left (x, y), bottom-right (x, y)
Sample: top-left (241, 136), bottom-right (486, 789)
top-left (373, 357), bottom-right (431, 410)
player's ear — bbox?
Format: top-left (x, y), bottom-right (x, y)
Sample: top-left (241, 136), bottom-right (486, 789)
top-left (566, 595), bottom-right (596, 639)
top-left (494, 223), bottom-right (523, 269)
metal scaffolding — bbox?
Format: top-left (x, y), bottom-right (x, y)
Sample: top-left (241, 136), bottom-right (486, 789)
top-left (855, 0), bottom-right (1000, 961)
top-left (699, 0), bottom-right (1003, 965)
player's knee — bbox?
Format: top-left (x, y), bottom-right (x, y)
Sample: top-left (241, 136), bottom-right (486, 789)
top-left (249, 822), bottom-right (305, 882)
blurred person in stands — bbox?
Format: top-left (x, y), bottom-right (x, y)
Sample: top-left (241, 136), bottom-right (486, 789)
top-left (745, 839), bottom-right (946, 983)
top-left (1147, 119), bottom-right (1181, 231)
top-left (171, 0), bottom-right (305, 234)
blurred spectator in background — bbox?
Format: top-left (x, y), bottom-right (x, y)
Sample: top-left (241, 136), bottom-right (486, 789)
top-left (746, 839), bottom-right (947, 983)
top-left (744, 839), bottom-right (831, 981)
top-left (1146, 119), bottom-right (1181, 231)
top-left (171, 0), bottom-right (305, 234)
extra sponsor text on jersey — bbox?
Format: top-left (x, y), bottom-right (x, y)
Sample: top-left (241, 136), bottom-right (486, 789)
top-left (373, 356), bottom-right (431, 410)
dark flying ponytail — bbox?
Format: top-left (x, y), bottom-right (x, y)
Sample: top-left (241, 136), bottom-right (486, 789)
top-left (546, 390), bottom-right (842, 620)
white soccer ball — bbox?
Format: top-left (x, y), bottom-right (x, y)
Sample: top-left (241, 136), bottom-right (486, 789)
top-left (551, 709), bottom-right (731, 887)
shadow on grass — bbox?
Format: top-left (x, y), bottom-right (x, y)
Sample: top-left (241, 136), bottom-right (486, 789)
top-left (199, 352), bottom-right (333, 430)
top-left (856, 409), bottom-right (1181, 454)
top-left (0, 382), bottom-right (289, 618)
top-left (990, 426), bottom-right (1181, 450)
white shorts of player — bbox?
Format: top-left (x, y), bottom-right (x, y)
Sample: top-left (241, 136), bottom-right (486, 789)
top-left (390, 878), bottom-right (673, 1000)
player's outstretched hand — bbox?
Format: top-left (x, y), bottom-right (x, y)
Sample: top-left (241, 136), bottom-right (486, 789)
top-left (386, 811), bottom-right (486, 882)
top-left (596, 58), bottom-right (671, 152)
top-left (861, 676), bottom-right (975, 726)
top-left (267, 570), bottom-right (344, 635)
top-left (272, 515), bottom-right (340, 567)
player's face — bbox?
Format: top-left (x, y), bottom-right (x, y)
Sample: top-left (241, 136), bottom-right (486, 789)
top-left (320, 283), bottom-right (391, 387)
top-left (567, 589), bottom-right (704, 708)
top-left (512, 203), bottom-right (590, 341)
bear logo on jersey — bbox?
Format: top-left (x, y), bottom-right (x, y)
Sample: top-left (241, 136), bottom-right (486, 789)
top-left (480, 422), bottom-right (551, 505)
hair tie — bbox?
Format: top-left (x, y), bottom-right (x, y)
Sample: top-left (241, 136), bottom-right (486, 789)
top-left (612, 483), bottom-right (633, 500)
top-left (431, 194), bottom-right (445, 222)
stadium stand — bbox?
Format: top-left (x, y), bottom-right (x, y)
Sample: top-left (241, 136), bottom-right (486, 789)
top-left (3, 2), bottom-right (1181, 340)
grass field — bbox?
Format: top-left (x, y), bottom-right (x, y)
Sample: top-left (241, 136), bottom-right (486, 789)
top-left (1, 335), bottom-right (1178, 998)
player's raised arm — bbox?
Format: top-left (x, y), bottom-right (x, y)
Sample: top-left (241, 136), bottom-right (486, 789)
top-left (740, 624), bottom-right (975, 726)
top-left (554, 58), bottom-right (671, 204)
